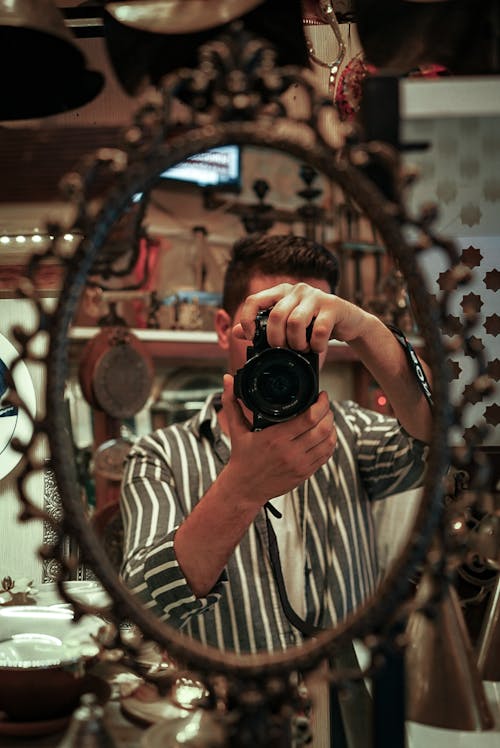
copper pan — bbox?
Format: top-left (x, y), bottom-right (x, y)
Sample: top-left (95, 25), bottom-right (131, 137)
top-left (93, 436), bottom-right (134, 481)
top-left (78, 326), bottom-right (154, 420)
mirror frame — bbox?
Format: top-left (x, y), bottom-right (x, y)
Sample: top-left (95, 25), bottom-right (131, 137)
top-left (17, 25), bottom-right (452, 680)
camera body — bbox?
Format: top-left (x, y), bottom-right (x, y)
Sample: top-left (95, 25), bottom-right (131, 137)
top-left (233, 309), bottom-right (319, 430)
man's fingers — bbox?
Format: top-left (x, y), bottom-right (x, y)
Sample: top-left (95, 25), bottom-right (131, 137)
top-left (232, 322), bottom-right (246, 341)
top-left (238, 283), bottom-right (336, 352)
top-left (239, 283), bottom-right (294, 340)
top-left (272, 391), bottom-right (330, 441)
top-left (222, 374), bottom-right (251, 436)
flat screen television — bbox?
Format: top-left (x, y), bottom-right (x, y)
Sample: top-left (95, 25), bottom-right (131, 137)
top-left (160, 144), bottom-right (241, 190)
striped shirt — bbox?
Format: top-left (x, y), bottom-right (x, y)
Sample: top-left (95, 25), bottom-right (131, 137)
top-left (120, 394), bottom-right (427, 654)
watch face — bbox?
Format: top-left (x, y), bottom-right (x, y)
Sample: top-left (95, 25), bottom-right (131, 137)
top-left (0, 333), bottom-right (36, 481)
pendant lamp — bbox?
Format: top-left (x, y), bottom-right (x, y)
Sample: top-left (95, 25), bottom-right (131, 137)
top-left (0, 0), bottom-right (103, 121)
top-left (477, 573), bottom-right (500, 682)
top-left (105, 0), bottom-right (264, 34)
top-left (406, 571), bottom-right (494, 731)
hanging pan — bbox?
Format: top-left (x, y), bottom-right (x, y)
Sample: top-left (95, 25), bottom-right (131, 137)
top-left (78, 326), bottom-right (154, 420)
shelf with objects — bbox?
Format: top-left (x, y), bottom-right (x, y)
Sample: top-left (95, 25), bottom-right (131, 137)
top-left (66, 147), bottom-right (424, 367)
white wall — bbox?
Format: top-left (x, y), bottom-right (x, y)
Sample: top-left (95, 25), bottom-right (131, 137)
top-left (0, 298), bottom-right (55, 585)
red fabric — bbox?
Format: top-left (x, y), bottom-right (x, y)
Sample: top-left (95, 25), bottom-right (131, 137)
top-left (335, 55), bottom-right (449, 122)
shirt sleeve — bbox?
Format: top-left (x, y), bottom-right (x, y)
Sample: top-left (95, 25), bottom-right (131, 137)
top-left (338, 400), bottom-right (429, 501)
top-left (119, 433), bottom-right (227, 626)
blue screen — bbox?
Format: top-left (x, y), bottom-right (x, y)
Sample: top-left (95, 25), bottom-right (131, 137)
top-left (160, 145), bottom-right (240, 189)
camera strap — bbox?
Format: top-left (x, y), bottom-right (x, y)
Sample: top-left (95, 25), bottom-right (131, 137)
top-left (264, 502), bottom-right (319, 638)
top-left (265, 505), bottom-right (374, 741)
top-left (387, 324), bottom-right (434, 408)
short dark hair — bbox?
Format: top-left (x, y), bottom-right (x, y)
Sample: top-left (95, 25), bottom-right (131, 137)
top-left (222, 233), bottom-right (339, 317)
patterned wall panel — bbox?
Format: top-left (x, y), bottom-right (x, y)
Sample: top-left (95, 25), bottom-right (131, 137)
top-left (402, 114), bottom-right (500, 446)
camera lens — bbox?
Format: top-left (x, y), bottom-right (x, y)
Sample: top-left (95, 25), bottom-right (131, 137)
top-left (258, 364), bottom-right (300, 406)
top-left (239, 348), bottom-right (318, 422)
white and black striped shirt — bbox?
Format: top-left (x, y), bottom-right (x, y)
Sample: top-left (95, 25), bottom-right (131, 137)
top-left (120, 395), bottom-right (427, 654)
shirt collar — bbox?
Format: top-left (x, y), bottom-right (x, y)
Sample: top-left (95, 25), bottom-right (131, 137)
top-left (188, 391), bottom-right (223, 443)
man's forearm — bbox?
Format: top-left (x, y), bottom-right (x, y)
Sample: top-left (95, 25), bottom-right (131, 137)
top-left (174, 464), bottom-right (260, 598)
top-left (349, 314), bottom-right (433, 442)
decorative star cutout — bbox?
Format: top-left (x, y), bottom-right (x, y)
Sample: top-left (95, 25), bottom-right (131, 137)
top-left (443, 315), bottom-right (464, 336)
top-left (485, 314), bottom-right (500, 336)
top-left (487, 358), bottom-right (500, 381)
top-left (482, 133), bottom-right (500, 153)
top-left (459, 158), bottom-right (480, 179)
top-left (436, 180), bottom-right (457, 204)
top-left (460, 245), bottom-right (483, 268)
top-left (485, 268), bottom-right (500, 292)
top-left (462, 382), bottom-right (485, 405)
top-left (438, 268), bottom-right (457, 292)
top-left (483, 178), bottom-right (500, 202)
top-left (446, 359), bottom-right (462, 381)
top-left (465, 335), bottom-right (485, 357)
top-left (438, 264), bottom-right (472, 291)
top-left (462, 424), bottom-right (484, 446)
top-left (460, 292), bottom-right (483, 315)
top-left (460, 203), bottom-right (482, 227)
top-left (484, 403), bottom-right (500, 427)
top-left (439, 137), bottom-right (459, 156)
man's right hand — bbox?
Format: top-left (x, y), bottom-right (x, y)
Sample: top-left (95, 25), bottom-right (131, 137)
top-left (221, 374), bottom-right (337, 509)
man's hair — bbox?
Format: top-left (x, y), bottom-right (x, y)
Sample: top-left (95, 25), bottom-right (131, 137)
top-left (222, 233), bottom-right (339, 317)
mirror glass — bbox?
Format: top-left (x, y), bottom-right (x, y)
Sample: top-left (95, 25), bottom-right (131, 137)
top-left (56, 142), bottom-right (427, 656)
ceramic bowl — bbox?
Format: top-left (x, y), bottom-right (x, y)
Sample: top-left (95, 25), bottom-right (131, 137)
top-left (0, 606), bottom-right (102, 722)
top-left (34, 580), bottom-right (112, 610)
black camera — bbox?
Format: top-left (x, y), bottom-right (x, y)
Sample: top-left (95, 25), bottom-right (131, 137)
top-left (233, 309), bottom-right (319, 430)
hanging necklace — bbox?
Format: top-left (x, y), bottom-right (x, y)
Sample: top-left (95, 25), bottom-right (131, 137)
top-left (303, 1), bottom-right (346, 97)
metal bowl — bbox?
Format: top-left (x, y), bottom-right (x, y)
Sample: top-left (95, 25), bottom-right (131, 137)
top-left (0, 606), bottom-right (102, 722)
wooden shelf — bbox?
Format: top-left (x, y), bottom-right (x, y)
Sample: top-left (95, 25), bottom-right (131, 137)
top-left (69, 326), bottom-right (361, 363)
top-left (70, 326), bottom-right (424, 364)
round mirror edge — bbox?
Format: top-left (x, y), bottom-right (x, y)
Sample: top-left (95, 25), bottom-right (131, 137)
top-left (39, 124), bottom-right (449, 677)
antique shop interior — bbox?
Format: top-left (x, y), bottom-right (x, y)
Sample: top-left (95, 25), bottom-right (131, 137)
top-left (0, 1), bottom-right (500, 747)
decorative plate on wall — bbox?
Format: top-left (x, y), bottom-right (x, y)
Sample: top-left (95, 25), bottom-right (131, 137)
top-left (0, 332), bottom-right (36, 481)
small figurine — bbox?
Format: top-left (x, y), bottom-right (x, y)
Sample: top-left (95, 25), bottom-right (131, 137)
top-left (0, 576), bottom-right (38, 606)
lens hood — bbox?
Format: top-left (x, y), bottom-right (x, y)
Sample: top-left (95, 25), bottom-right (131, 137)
top-left (234, 346), bottom-right (318, 430)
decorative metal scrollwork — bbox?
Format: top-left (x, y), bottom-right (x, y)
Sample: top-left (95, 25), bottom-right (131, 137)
top-left (7, 20), bottom-right (495, 745)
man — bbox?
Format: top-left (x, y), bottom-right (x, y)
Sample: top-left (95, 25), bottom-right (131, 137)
top-left (120, 233), bottom-right (431, 654)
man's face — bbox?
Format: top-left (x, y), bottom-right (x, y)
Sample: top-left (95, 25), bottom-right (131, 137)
top-left (215, 274), bottom-right (332, 375)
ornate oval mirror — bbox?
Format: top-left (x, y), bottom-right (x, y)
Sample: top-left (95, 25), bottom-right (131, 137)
top-left (9, 20), bottom-right (461, 741)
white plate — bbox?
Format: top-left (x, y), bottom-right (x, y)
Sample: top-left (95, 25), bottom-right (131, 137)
top-left (35, 580), bottom-right (112, 610)
top-left (0, 606), bottom-right (103, 667)
top-left (0, 332), bottom-right (36, 480)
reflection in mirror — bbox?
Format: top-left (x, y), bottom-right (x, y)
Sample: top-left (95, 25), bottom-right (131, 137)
top-left (59, 145), bottom-right (429, 657)
top-left (3, 9), bottom-right (498, 744)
